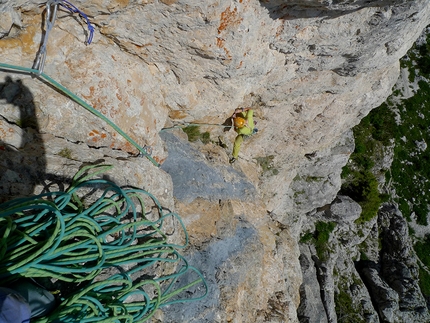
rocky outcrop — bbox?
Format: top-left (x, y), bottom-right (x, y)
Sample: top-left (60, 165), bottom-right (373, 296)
top-left (299, 198), bottom-right (430, 323)
top-left (2, 0), bottom-right (430, 322)
top-left (159, 130), bottom-right (256, 203)
top-left (298, 196), bottom-right (379, 323)
top-left (358, 204), bottom-right (430, 323)
top-left (297, 245), bottom-right (328, 323)
top-left (2, 0), bottom-right (430, 214)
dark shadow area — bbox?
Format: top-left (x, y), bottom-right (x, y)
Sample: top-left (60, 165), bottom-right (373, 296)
top-left (222, 115), bottom-right (233, 132)
top-left (0, 75), bottom-right (46, 203)
top-left (258, 0), bottom-right (401, 20)
top-left (355, 259), bottom-right (384, 322)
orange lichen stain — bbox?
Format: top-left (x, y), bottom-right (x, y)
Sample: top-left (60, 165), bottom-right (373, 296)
top-left (218, 6), bottom-right (242, 34)
top-left (121, 141), bottom-right (134, 153)
top-left (276, 22), bottom-right (285, 37)
top-left (154, 156), bottom-right (166, 164)
top-left (0, 16), bottom-right (40, 55)
top-left (88, 130), bottom-right (107, 142)
top-left (140, 96), bottom-right (146, 107)
top-left (169, 110), bottom-right (188, 119)
top-left (223, 47), bottom-right (232, 60)
top-left (110, 139), bottom-right (137, 154)
top-left (107, 0), bottom-right (130, 11)
top-left (216, 37), bottom-right (232, 60)
top-left (216, 37), bottom-right (225, 48)
top-left (160, 0), bottom-right (177, 5)
top-left (216, 6), bottom-right (241, 62)
top-left (0, 127), bottom-right (7, 139)
top-left (82, 86), bottom-right (95, 100)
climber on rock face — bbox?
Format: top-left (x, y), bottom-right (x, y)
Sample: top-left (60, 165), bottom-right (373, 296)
top-left (229, 107), bottom-right (258, 164)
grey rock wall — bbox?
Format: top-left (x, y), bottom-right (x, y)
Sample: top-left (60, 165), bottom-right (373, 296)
top-left (1, 0), bottom-right (430, 322)
top-left (299, 199), bottom-right (430, 323)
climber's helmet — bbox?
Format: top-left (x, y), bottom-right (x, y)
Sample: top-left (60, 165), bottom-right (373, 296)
top-left (234, 117), bottom-right (246, 128)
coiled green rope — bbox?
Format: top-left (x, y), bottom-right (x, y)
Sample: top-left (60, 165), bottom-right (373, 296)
top-left (0, 164), bottom-right (207, 322)
top-left (0, 62), bottom-right (159, 167)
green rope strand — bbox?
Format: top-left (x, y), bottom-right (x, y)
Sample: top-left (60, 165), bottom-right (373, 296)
top-left (0, 62), bottom-right (160, 167)
top-left (161, 122), bottom-right (233, 132)
top-left (0, 165), bottom-right (207, 321)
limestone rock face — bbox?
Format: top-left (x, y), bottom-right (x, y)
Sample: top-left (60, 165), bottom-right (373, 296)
top-left (299, 200), bottom-right (430, 323)
top-left (297, 245), bottom-right (328, 323)
top-left (377, 205), bottom-right (430, 322)
top-left (1, 0), bottom-right (429, 212)
top-left (1, 0), bottom-right (430, 322)
top-left (356, 205), bottom-right (430, 323)
top-left (159, 130), bottom-right (256, 203)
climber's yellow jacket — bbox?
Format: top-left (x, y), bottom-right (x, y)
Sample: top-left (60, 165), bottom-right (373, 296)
top-left (232, 109), bottom-right (254, 159)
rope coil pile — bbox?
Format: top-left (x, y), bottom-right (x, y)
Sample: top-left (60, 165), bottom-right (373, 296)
top-left (0, 164), bottom-right (207, 322)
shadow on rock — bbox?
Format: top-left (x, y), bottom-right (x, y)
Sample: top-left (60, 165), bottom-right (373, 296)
top-left (259, 0), bottom-right (403, 20)
top-left (0, 75), bottom-right (47, 202)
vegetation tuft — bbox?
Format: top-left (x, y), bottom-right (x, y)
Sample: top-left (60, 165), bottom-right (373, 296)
top-left (389, 79), bottom-right (430, 225)
top-left (335, 289), bottom-right (357, 323)
top-left (414, 234), bottom-right (430, 297)
top-left (341, 104), bottom-right (396, 223)
top-left (15, 116), bottom-right (38, 129)
top-left (335, 281), bottom-right (366, 323)
top-left (343, 27), bottom-right (430, 297)
top-left (183, 125), bottom-right (211, 144)
top-left (389, 32), bottom-right (430, 225)
top-left (255, 155), bottom-right (279, 176)
top-left (300, 221), bottom-right (336, 261)
top-left (314, 221), bottom-right (336, 261)
top-left (57, 148), bottom-right (73, 160)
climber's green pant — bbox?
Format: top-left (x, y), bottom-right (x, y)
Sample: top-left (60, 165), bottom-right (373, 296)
top-left (232, 134), bottom-right (244, 159)
top-left (232, 110), bottom-right (254, 159)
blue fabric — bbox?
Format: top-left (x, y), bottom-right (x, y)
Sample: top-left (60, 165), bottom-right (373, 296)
top-left (0, 287), bottom-right (31, 323)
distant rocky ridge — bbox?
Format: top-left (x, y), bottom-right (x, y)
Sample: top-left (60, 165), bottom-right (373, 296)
top-left (299, 197), bottom-right (430, 323)
top-left (1, 0), bottom-right (430, 322)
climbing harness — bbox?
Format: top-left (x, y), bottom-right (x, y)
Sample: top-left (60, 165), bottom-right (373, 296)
top-left (0, 164), bottom-right (208, 322)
